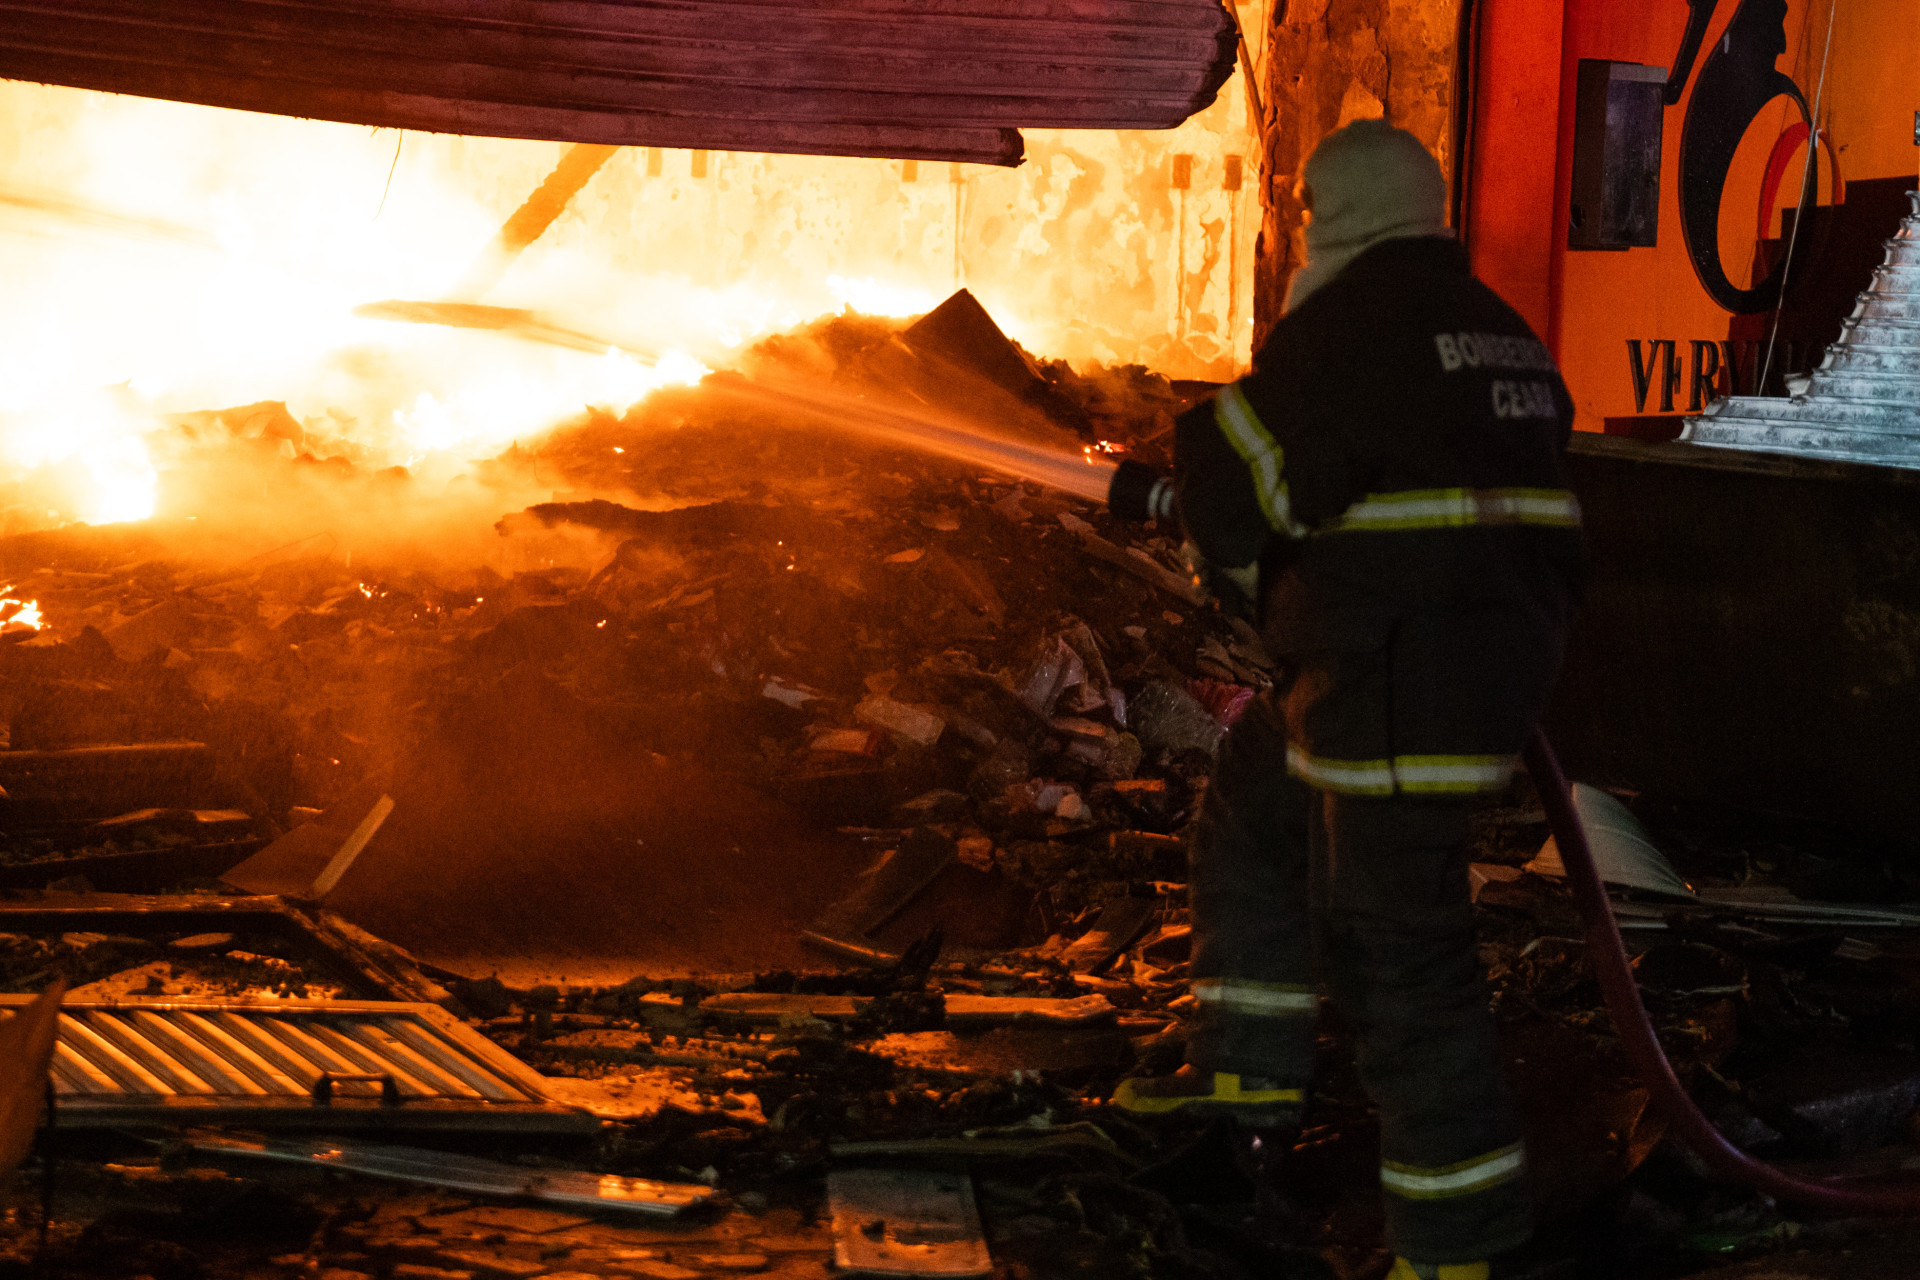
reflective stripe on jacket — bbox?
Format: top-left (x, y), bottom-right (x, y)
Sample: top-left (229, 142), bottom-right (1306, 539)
top-left (1171, 236), bottom-right (1584, 795)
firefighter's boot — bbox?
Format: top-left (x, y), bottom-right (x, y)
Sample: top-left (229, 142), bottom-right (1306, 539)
top-left (1110, 1064), bottom-right (1302, 1127)
top-left (1387, 1260), bottom-right (1489, 1280)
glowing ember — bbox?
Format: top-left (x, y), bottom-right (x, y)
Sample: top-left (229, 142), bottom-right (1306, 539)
top-left (0, 591), bottom-right (43, 631)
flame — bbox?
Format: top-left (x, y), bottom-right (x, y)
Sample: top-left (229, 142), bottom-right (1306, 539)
top-left (2, 390), bottom-right (160, 523)
top-left (0, 65), bottom-right (1258, 531)
top-left (826, 275), bottom-right (943, 319)
top-left (0, 85), bottom-right (783, 529)
top-left (389, 346), bottom-right (708, 462)
top-left (0, 591), bottom-right (43, 631)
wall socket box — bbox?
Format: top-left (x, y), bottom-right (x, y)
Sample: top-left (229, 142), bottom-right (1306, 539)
top-left (1569, 59), bottom-right (1667, 250)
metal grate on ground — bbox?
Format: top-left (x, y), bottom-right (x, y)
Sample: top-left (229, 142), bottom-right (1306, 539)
top-left (2, 997), bottom-right (595, 1134)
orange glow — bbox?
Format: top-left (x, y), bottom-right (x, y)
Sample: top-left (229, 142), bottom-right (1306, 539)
top-left (0, 84), bottom-right (723, 529)
top-left (0, 64), bottom-right (1260, 531)
top-left (1472, 0), bottom-right (1917, 428)
top-left (0, 590), bottom-right (42, 631)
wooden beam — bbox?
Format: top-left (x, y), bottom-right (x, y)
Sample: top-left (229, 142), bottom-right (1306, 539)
top-left (0, 0), bottom-right (1235, 162)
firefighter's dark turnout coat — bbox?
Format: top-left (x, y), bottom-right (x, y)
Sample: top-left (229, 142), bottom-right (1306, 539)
top-left (1166, 233), bottom-right (1583, 1264)
top-left (1175, 233), bottom-right (1582, 795)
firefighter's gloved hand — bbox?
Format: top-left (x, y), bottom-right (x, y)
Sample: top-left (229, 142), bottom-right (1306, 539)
top-left (1182, 541), bottom-right (1259, 621)
top-left (1107, 459), bottom-right (1176, 524)
top-left (1107, 462), bottom-right (1256, 617)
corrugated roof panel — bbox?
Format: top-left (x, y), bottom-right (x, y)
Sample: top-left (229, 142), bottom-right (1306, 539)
top-left (0, 0), bottom-right (1236, 164)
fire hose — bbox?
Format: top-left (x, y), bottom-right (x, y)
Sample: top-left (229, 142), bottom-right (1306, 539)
top-left (1526, 730), bottom-right (1920, 1214)
top-left (1105, 458), bottom-right (1920, 1214)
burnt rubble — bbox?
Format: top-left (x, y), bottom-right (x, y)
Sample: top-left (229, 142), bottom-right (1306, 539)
top-left (3, 319), bottom-right (1920, 1279)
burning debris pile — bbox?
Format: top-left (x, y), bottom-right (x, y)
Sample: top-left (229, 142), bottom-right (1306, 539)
top-left (3, 303), bottom-right (1920, 1279)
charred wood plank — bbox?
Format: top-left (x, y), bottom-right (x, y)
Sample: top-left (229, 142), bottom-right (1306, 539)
top-left (0, 742), bottom-right (215, 824)
top-left (0, 838), bottom-right (263, 894)
top-left (451, 143), bottom-right (619, 301)
top-left (0, 48), bottom-right (1024, 164)
top-left (0, 892), bottom-right (449, 1006)
top-left (5, 0), bottom-right (1233, 91)
top-left (1071, 530), bottom-right (1207, 605)
top-left (0, 11), bottom-right (1218, 125)
top-left (0, 0), bottom-right (1233, 161)
top-left (12, 0), bottom-right (1235, 59)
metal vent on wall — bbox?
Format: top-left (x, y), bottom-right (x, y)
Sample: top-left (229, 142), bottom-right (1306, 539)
top-left (7, 997), bottom-right (594, 1133)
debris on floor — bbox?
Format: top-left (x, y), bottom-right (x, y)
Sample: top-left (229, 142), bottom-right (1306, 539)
top-left (826, 1166), bottom-right (990, 1278)
top-left (3, 303), bottom-right (1920, 1278)
top-left (29, 995), bottom-right (593, 1132)
top-left (187, 1133), bottom-right (717, 1216)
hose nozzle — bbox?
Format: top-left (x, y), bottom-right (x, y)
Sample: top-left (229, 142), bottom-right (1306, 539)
top-left (1108, 458), bottom-right (1176, 524)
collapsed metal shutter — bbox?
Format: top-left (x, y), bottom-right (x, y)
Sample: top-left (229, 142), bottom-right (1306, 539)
top-left (0, 0), bottom-right (1239, 165)
top-left (15, 997), bottom-right (595, 1133)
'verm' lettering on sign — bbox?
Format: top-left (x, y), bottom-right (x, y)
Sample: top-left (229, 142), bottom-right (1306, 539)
top-left (1626, 338), bottom-right (1822, 411)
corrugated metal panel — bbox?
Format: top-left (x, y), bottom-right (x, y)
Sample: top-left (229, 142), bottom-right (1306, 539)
top-left (0, 0), bottom-right (1237, 165)
top-left (7, 997), bottom-right (595, 1133)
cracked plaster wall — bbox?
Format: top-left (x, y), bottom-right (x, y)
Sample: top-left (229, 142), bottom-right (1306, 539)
top-left (1252, 0), bottom-right (1467, 344)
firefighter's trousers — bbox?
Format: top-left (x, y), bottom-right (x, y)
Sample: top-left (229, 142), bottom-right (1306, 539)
top-left (1185, 690), bottom-right (1530, 1264)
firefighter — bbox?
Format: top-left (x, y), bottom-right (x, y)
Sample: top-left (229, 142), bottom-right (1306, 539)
top-left (1106, 119), bottom-right (1583, 1280)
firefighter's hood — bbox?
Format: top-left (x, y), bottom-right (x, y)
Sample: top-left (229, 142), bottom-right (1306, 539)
top-left (1286, 119), bottom-right (1450, 313)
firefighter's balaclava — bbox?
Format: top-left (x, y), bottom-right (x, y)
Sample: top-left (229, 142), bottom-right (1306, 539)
top-left (1284, 118), bottom-right (1450, 313)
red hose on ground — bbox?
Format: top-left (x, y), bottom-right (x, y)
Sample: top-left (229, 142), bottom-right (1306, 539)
top-left (1523, 731), bottom-right (1920, 1214)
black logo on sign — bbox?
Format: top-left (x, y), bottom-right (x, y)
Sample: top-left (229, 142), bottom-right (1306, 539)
top-left (1666, 0), bottom-right (1813, 313)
